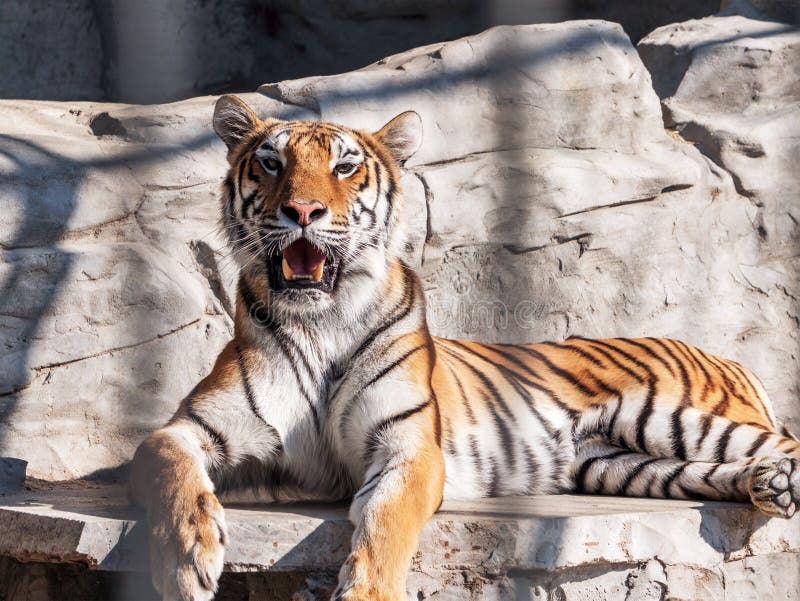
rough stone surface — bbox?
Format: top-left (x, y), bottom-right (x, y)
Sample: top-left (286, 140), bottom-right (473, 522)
top-left (0, 19), bottom-right (798, 478)
top-left (638, 15), bottom-right (800, 433)
top-left (0, 486), bottom-right (799, 600)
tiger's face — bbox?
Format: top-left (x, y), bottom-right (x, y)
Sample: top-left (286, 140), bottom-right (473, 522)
top-left (213, 95), bottom-right (422, 317)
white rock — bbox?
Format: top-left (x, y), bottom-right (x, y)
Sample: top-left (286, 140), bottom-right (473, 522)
top-left (639, 14), bottom-right (800, 434)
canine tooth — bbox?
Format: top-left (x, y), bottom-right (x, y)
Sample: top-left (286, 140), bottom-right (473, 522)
top-left (282, 257), bottom-right (294, 280)
top-left (312, 261), bottom-right (325, 282)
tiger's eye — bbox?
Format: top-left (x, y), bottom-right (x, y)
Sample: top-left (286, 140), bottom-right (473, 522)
top-left (262, 158), bottom-right (281, 173)
top-left (335, 163), bottom-right (357, 176)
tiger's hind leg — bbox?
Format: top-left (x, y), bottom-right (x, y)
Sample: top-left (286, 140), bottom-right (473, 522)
top-left (574, 394), bottom-right (800, 465)
top-left (572, 437), bottom-right (800, 518)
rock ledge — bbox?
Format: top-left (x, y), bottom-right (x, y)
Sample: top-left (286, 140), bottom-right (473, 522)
top-left (0, 485), bottom-right (798, 599)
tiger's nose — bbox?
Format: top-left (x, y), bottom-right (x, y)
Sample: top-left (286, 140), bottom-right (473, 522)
top-left (280, 200), bottom-right (328, 226)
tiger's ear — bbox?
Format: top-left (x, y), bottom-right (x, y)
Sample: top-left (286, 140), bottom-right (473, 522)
top-left (213, 95), bottom-right (260, 150)
top-left (374, 111), bottom-right (423, 165)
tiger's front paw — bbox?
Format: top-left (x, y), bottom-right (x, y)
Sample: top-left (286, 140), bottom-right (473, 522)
top-left (332, 585), bottom-right (390, 601)
top-left (331, 554), bottom-right (399, 601)
top-left (750, 457), bottom-right (800, 518)
top-left (149, 489), bottom-right (227, 601)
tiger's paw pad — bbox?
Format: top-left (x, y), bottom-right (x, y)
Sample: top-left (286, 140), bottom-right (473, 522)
top-left (750, 458), bottom-right (800, 519)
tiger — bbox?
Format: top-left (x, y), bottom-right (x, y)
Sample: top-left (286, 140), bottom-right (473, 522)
top-left (129, 94), bottom-right (800, 601)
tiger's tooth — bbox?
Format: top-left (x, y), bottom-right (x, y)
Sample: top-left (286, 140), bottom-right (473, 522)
top-left (282, 257), bottom-right (294, 280)
top-left (311, 261), bottom-right (325, 282)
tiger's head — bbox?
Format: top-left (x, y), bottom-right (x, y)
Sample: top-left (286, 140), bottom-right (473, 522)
top-left (212, 95), bottom-right (422, 319)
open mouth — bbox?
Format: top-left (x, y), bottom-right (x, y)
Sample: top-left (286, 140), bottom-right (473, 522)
top-left (267, 238), bottom-right (339, 294)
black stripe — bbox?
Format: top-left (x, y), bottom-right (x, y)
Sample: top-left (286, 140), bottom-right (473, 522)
top-left (714, 421), bottom-right (740, 463)
top-left (441, 413), bottom-right (456, 455)
top-left (551, 429), bottom-right (568, 486)
top-left (384, 168), bottom-right (398, 229)
top-left (746, 431), bottom-right (771, 457)
top-left (578, 368), bottom-right (621, 398)
top-left (726, 359), bottom-right (759, 399)
top-left (374, 160), bottom-right (382, 209)
top-left (233, 348), bottom-right (283, 452)
top-left (431, 388), bottom-right (442, 449)
top-left (223, 175), bottom-right (235, 196)
top-left (661, 462), bottom-right (689, 498)
top-left (521, 442), bottom-right (541, 494)
top-left (671, 406), bottom-right (688, 460)
top-left (277, 325), bottom-right (318, 389)
top-left (664, 340), bottom-right (691, 408)
top-left (697, 412), bottom-right (715, 455)
top-left (605, 398), bottom-right (623, 445)
top-left (586, 339), bottom-right (653, 378)
top-left (703, 353), bottom-right (760, 412)
top-left (354, 463), bottom-right (400, 501)
top-left (726, 360), bottom-right (774, 425)
top-left (487, 392), bottom-right (516, 472)
top-left (444, 360), bottom-right (477, 425)
top-left (468, 344), bottom-right (548, 388)
top-left (238, 277), bottom-right (271, 324)
top-left (667, 338), bottom-right (698, 378)
top-left (679, 342), bottom-right (714, 389)
top-left (438, 343), bottom-right (516, 422)
top-left (702, 463), bottom-right (721, 487)
top-left (644, 342), bottom-right (702, 457)
top-left (235, 155), bottom-right (248, 202)
top-left (587, 339), bottom-right (657, 454)
top-left (669, 341), bottom-right (714, 415)
top-left (186, 406), bottom-right (229, 463)
top-left (445, 341), bottom-right (577, 420)
top-left (269, 331), bottom-right (321, 433)
top-left (363, 399), bottom-right (432, 463)
top-left (331, 344), bottom-right (432, 438)
top-left (677, 483), bottom-right (696, 499)
top-left (241, 189), bottom-right (258, 218)
top-left (235, 344), bottom-right (264, 422)
top-left (621, 339), bottom-right (676, 377)
top-left (702, 351), bottom-right (742, 391)
top-left (573, 338), bottom-right (644, 383)
top-left (619, 458), bottom-right (660, 495)
top-left (437, 345), bottom-right (521, 474)
top-left (511, 344), bottom-right (599, 396)
top-left (357, 168), bottom-right (371, 192)
top-left (349, 265), bottom-right (414, 366)
top-left (487, 457), bottom-right (501, 497)
top-left (712, 388), bottom-right (731, 415)
top-left (646, 337), bottom-right (683, 376)
top-left (469, 434), bottom-right (484, 474)
top-left (358, 344), bottom-right (426, 397)
top-left (541, 340), bottom-right (605, 367)
top-left (574, 450), bottom-right (629, 493)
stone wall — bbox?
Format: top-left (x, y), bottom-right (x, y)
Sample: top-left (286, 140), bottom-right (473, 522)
top-left (0, 9), bottom-right (798, 479)
top-left (0, 0), bottom-right (719, 104)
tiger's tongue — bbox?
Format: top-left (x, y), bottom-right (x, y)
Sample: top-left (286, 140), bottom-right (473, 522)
top-left (282, 238), bottom-right (326, 280)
